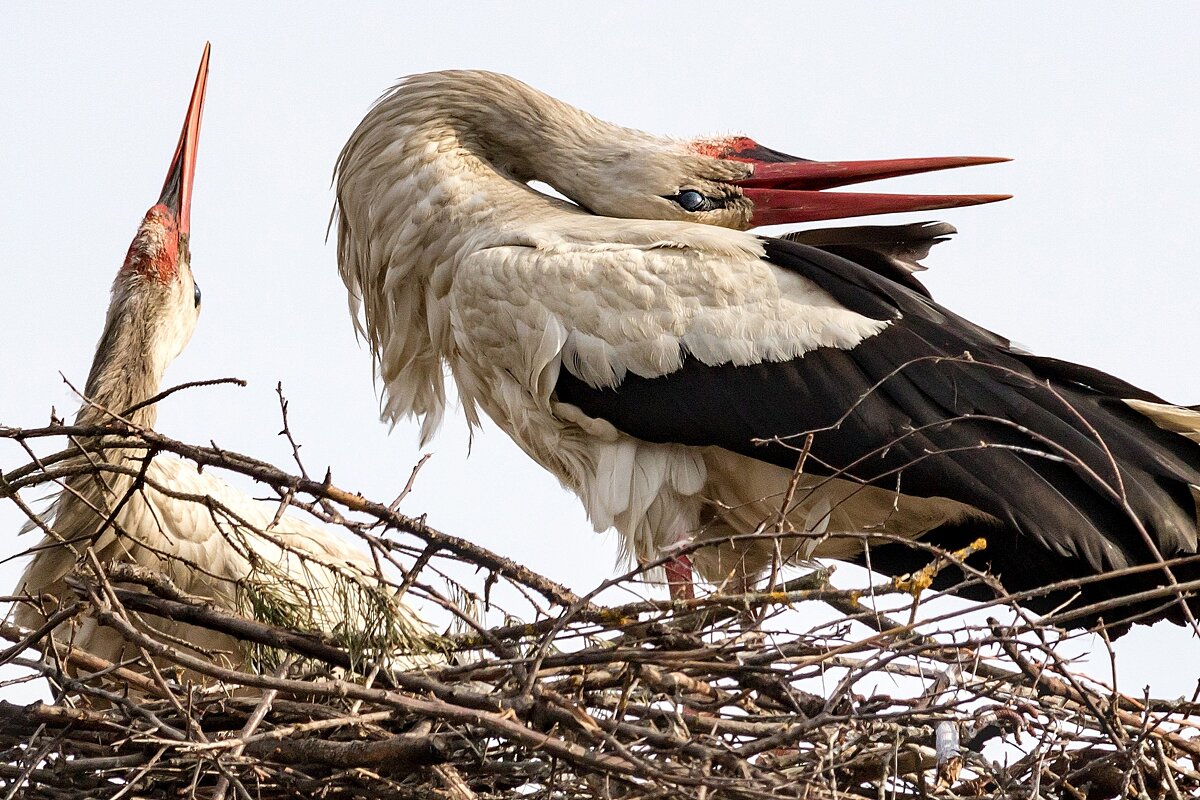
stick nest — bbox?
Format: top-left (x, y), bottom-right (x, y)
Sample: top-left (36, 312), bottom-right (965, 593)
top-left (3, 418), bottom-right (1200, 800)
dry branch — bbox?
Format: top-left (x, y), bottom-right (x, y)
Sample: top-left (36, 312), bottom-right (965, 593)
top-left (3, 407), bottom-right (1200, 799)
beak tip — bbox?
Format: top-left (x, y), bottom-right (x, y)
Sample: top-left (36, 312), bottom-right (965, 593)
top-left (738, 154), bottom-right (1011, 226)
top-left (160, 44), bottom-right (209, 234)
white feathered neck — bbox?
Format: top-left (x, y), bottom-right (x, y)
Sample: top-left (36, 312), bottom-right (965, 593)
top-left (333, 70), bottom-right (758, 443)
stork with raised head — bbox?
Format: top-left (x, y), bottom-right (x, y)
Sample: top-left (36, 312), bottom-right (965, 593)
top-left (334, 70), bottom-right (1200, 630)
top-left (13, 46), bottom-right (431, 676)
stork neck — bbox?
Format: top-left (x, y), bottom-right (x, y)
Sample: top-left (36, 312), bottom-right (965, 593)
top-left (450, 93), bottom-right (618, 194)
top-left (395, 73), bottom-right (652, 233)
top-left (76, 290), bottom-right (172, 431)
top-left (46, 282), bottom-right (177, 533)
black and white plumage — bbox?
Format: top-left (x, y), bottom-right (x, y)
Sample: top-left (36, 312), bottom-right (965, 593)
top-left (558, 239), bottom-right (1200, 623)
top-left (334, 70), bottom-right (1200, 631)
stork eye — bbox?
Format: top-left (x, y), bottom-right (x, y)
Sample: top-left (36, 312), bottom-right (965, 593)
top-left (676, 190), bottom-right (707, 212)
top-left (193, 282), bottom-right (202, 308)
top-left (664, 190), bottom-right (728, 213)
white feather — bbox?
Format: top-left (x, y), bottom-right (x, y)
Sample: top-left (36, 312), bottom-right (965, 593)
top-left (332, 70), bottom-right (970, 589)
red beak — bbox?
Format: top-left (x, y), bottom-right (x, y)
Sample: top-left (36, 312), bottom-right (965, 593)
top-left (158, 43), bottom-right (210, 236)
top-left (720, 141), bottom-right (1009, 226)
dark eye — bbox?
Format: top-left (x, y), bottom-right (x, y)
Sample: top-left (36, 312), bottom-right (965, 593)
top-left (193, 281), bottom-right (202, 308)
top-left (664, 190), bottom-right (728, 213)
top-left (676, 190), bottom-right (707, 212)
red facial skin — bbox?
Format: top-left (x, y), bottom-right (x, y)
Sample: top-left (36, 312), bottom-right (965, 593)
top-left (122, 205), bottom-right (181, 283)
top-left (689, 136), bottom-right (762, 160)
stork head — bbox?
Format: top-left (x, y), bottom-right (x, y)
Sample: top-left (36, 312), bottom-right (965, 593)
top-left (566, 133), bottom-right (1009, 231)
top-left (115, 44), bottom-right (209, 364)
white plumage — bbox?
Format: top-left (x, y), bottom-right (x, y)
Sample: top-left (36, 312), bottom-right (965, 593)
top-left (18, 457), bottom-right (424, 672)
top-left (13, 46), bottom-right (431, 676)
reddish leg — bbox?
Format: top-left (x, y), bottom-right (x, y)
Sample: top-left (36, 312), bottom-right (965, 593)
top-left (665, 554), bottom-right (696, 600)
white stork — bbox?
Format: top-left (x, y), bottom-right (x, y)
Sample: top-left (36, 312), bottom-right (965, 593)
top-left (334, 70), bottom-right (1200, 631)
top-left (14, 46), bottom-right (431, 676)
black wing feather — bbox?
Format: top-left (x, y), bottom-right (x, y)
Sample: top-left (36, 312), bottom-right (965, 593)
top-left (782, 221), bottom-right (956, 298)
top-left (555, 237), bottom-right (1200, 628)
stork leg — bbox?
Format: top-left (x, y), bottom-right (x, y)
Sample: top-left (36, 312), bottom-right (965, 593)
top-left (665, 554), bottom-right (696, 601)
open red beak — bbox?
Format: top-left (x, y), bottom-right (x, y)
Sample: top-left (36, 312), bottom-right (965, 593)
top-left (158, 43), bottom-right (210, 236)
top-left (721, 140), bottom-right (1009, 226)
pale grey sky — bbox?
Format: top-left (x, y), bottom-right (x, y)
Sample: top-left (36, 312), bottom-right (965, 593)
top-left (3, 4), bottom-right (1199, 702)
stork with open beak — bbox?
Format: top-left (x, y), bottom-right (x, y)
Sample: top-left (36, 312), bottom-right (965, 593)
top-left (14, 46), bottom-right (433, 678)
top-left (335, 71), bottom-right (1200, 631)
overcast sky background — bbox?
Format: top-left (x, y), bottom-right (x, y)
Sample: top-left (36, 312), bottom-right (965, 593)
top-left (2, 4), bottom-right (1199, 703)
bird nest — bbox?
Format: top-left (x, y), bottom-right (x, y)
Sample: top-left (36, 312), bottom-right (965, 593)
top-left (3, 418), bottom-right (1200, 800)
